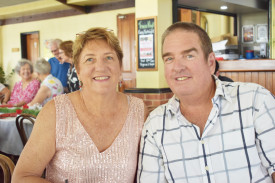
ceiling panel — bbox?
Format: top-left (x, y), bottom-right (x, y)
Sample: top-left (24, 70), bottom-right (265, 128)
top-left (0, 0), bottom-right (41, 8)
top-left (178, 0), bottom-right (268, 14)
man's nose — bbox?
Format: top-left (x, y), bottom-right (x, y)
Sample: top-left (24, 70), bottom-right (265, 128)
top-left (172, 57), bottom-right (186, 71)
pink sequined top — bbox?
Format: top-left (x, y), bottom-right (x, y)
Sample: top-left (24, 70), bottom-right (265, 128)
top-left (8, 79), bottom-right (40, 105)
top-left (46, 94), bottom-right (145, 183)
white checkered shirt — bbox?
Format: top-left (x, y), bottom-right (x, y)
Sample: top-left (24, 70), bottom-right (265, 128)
top-left (137, 78), bottom-right (275, 183)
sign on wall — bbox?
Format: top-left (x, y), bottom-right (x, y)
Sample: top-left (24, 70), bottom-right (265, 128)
top-left (136, 16), bottom-right (158, 71)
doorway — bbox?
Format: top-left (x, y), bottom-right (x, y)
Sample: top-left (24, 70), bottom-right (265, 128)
top-left (117, 13), bottom-right (136, 89)
top-left (21, 31), bottom-right (40, 63)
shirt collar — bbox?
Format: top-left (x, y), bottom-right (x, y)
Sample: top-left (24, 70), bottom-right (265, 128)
top-left (166, 75), bottom-right (232, 115)
top-left (213, 75), bottom-right (232, 103)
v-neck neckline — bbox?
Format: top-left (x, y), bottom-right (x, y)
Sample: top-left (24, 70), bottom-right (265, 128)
top-left (65, 94), bottom-right (131, 154)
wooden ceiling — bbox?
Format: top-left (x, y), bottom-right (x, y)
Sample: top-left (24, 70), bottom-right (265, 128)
top-left (0, 0), bottom-right (127, 19)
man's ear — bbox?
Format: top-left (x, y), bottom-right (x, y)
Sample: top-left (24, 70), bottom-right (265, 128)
top-left (208, 52), bottom-right (216, 75)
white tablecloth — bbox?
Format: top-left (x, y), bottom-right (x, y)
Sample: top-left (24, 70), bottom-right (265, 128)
top-left (0, 117), bottom-right (33, 155)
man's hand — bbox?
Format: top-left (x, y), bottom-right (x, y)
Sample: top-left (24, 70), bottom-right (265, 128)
top-left (272, 172), bottom-right (275, 183)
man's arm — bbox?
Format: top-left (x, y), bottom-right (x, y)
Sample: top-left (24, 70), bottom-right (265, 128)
top-left (272, 172), bottom-right (275, 183)
top-left (137, 119), bottom-right (167, 183)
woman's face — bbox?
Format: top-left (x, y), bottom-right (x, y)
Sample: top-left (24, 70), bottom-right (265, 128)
top-left (19, 64), bottom-right (32, 81)
top-left (77, 39), bottom-right (121, 95)
top-left (59, 49), bottom-right (70, 64)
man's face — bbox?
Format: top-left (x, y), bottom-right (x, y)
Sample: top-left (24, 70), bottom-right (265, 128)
top-left (162, 29), bottom-right (215, 98)
top-left (51, 43), bottom-right (61, 61)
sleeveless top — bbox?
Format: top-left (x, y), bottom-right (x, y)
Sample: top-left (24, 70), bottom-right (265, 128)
top-left (46, 94), bottom-right (144, 183)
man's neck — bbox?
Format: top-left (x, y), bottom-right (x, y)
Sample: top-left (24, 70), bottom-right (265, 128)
top-left (179, 79), bottom-right (216, 108)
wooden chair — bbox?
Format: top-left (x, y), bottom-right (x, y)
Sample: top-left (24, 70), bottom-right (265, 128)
top-left (0, 154), bottom-right (15, 183)
top-left (15, 114), bottom-right (35, 147)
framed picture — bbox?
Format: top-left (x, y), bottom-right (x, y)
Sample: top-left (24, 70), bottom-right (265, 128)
top-left (242, 25), bottom-right (254, 43)
top-left (136, 16), bottom-right (158, 71)
top-left (256, 24), bottom-right (268, 43)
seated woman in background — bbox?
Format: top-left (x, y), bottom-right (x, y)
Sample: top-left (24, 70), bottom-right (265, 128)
top-left (0, 83), bottom-right (11, 104)
top-left (12, 27), bottom-right (147, 183)
top-left (28, 58), bottom-right (63, 107)
top-left (8, 59), bottom-right (40, 107)
top-left (59, 40), bottom-right (80, 92)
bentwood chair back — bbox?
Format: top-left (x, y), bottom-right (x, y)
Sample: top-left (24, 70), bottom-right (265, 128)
top-left (15, 114), bottom-right (36, 147)
top-left (0, 154), bottom-right (15, 183)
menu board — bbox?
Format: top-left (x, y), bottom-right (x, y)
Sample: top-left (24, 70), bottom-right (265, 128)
top-left (136, 16), bottom-right (157, 71)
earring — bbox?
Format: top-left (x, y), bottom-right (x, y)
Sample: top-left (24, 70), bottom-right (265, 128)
top-left (79, 80), bottom-right (83, 88)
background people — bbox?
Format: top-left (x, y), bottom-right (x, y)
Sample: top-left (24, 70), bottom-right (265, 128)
top-left (138, 22), bottom-right (275, 182)
top-left (7, 59), bottom-right (40, 107)
top-left (48, 39), bottom-right (70, 89)
top-left (59, 40), bottom-right (80, 92)
top-left (0, 83), bottom-right (11, 104)
top-left (28, 58), bottom-right (63, 107)
top-left (12, 27), bottom-right (147, 182)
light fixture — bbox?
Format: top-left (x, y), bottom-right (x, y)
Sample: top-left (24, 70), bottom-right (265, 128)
top-left (220, 5), bottom-right (228, 10)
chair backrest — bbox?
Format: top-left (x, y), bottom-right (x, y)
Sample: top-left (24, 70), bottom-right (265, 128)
top-left (0, 154), bottom-right (15, 183)
top-left (15, 114), bottom-right (35, 146)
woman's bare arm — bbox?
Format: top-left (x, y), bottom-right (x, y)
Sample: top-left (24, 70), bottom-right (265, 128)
top-left (28, 86), bottom-right (50, 106)
top-left (12, 100), bottom-right (56, 183)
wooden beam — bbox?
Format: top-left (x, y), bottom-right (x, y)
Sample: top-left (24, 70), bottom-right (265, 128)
top-left (56, 0), bottom-right (90, 13)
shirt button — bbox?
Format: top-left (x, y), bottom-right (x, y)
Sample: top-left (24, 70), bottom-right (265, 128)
top-left (205, 166), bottom-right (209, 171)
top-left (201, 140), bottom-right (204, 144)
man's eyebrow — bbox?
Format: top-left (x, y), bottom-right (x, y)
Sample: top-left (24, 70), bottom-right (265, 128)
top-left (162, 52), bottom-right (171, 58)
top-left (162, 47), bottom-right (198, 58)
top-left (181, 48), bottom-right (198, 54)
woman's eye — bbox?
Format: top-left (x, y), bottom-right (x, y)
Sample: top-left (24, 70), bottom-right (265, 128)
top-left (106, 56), bottom-right (113, 60)
top-left (86, 58), bottom-right (94, 62)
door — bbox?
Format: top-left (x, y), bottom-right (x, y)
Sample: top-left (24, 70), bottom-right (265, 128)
top-left (21, 32), bottom-right (40, 63)
top-left (117, 13), bottom-right (136, 89)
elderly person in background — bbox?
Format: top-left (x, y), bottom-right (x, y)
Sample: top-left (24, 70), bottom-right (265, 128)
top-left (48, 39), bottom-right (70, 89)
top-left (28, 58), bottom-right (63, 107)
top-left (7, 59), bottom-right (40, 107)
top-left (59, 40), bottom-right (80, 92)
top-left (0, 83), bottom-right (11, 104)
top-left (12, 27), bottom-right (147, 183)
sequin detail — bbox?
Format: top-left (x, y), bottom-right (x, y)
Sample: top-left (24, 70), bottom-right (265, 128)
top-left (46, 94), bottom-right (144, 183)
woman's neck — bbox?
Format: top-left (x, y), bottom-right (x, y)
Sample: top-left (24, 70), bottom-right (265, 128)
top-left (80, 89), bottom-right (121, 116)
top-left (39, 74), bottom-right (49, 81)
top-left (22, 77), bottom-right (32, 83)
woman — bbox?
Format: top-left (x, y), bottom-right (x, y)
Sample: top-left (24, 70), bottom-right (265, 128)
top-left (59, 40), bottom-right (80, 92)
top-left (7, 59), bottom-right (40, 107)
top-left (12, 27), bottom-right (147, 182)
top-left (28, 58), bottom-right (63, 107)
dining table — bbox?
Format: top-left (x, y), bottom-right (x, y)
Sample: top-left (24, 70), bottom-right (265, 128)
top-left (0, 116), bottom-right (33, 156)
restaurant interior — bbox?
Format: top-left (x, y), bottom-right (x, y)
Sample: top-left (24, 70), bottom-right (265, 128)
top-left (0, 0), bottom-right (274, 181)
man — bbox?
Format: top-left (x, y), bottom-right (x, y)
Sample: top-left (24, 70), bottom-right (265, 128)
top-left (214, 60), bottom-right (233, 82)
top-left (138, 22), bottom-right (275, 183)
top-left (48, 39), bottom-right (70, 90)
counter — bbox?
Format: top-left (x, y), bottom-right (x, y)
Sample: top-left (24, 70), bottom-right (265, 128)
top-left (218, 59), bottom-right (275, 95)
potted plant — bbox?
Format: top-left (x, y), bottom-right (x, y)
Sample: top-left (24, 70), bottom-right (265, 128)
top-left (0, 66), bottom-right (15, 87)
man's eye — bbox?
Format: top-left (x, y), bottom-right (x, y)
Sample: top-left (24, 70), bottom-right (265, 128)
top-left (186, 55), bottom-right (194, 60)
top-left (164, 57), bottom-right (173, 63)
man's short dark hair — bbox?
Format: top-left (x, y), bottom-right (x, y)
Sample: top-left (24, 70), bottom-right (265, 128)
top-left (162, 22), bottom-right (213, 60)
